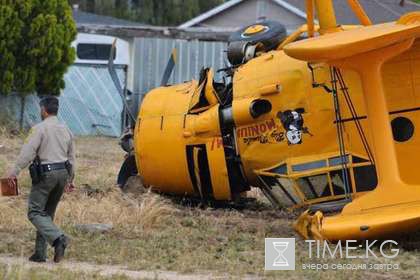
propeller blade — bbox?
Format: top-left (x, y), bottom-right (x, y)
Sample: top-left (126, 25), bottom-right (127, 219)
top-left (160, 48), bottom-right (177, 86)
top-left (117, 154), bottom-right (138, 188)
top-left (108, 39), bottom-right (136, 124)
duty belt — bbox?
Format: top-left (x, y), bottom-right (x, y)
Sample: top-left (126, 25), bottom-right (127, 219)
top-left (41, 162), bottom-right (68, 173)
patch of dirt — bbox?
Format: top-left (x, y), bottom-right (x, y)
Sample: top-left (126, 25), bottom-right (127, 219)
top-left (0, 255), bottom-right (261, 280)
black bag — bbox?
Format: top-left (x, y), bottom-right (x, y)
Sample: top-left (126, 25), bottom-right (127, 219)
top-left (29, 156), bottom-right (43, 184)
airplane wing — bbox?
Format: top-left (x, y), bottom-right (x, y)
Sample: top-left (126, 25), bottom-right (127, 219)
top-left (284, 12), bottom-right (420, 241)
top-left (284, 13), bottom-right (420, 63)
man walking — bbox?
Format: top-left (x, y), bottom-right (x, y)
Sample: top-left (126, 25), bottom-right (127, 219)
top-left (6, 96), bottom-right (75, 263)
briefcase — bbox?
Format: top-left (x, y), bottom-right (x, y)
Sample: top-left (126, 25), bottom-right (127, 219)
top-left (0, 178), bottom-right (19, 196)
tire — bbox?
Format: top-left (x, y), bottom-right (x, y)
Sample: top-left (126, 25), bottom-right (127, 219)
top-left (117, 154), bottom-right (138, 188)
top-left (228, 20), bottom-right (287, 51)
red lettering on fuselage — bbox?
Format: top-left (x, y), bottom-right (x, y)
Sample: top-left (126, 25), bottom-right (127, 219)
top-left (210, 137), bottom-right (224, 150)
top-left (260, 124), bottom-right (267, 133)
top-left (266, 119), bottom-right (276, 130)
top-left (236, 119), bottom-right (278, 138)
top-left (237, 127), bottom-right (248, 138)
top-left (251, 126), bottom-right (259, 136)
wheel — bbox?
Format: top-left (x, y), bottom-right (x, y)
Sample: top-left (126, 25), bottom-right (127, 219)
top-left (227, 20), bottom-right (287, 65)
top-left (229, 20), bottom-right (287, 49)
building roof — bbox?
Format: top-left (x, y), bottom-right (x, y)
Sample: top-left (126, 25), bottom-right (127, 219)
top-left (283, 0), bottom-right (420, 24)
top-left (72, 9), bottom-right (147, 27)
top-left (179, 0), bottom-right (308, 28)
top-left (179, 0), bottom-right (420, 28)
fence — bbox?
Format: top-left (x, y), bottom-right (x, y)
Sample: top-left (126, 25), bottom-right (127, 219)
top-left (132, 38), bottom-right (228, 105)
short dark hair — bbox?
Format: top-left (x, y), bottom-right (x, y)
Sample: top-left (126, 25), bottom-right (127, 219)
top-left (39, 96), bottom-right (59, 115)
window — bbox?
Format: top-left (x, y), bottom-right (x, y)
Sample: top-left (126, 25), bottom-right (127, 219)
top-left (354, 165), bottom-right (377, 192)
top-left (297, 174), bottom-right (330, 199)
top-left (391, 116), bottom-right (414, 142)
top-left (77, 43), bottom-right (116, 60)
top-left (330, 169), bottom-right (352, 195)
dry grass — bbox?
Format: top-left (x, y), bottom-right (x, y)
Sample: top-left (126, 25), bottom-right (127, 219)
top-left (0, 189), bottom-right (175, 239)
top-left (57, 189), bottom-right (176, 234)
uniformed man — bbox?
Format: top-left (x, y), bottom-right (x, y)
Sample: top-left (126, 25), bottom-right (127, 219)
top-left (5, 96), bottom-right (75, 263)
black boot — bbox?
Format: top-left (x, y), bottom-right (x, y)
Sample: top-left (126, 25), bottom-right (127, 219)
top-left (29, 253), bottom-right (46, 263)
top-left (53, 235), bottom-right (68, 263)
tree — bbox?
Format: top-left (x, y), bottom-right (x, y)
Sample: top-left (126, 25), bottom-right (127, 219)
top-left (0, 1), bottom-right (28, 94)
top-left (132, 0), bottom-right (221, 26)
top-left (198, 0), bottom-right (225, 15)
top-left (0, 0), bottom-right (77, 97)
top-left (69, 0), bottom-right (225, 26)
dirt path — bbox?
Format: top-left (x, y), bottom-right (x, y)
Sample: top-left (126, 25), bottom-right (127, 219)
top-left (0, 255), bottom-right (260, 280)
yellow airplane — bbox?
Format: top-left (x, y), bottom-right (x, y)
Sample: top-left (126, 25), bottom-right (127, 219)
top-left (116, 0), bottom-right (420, 241)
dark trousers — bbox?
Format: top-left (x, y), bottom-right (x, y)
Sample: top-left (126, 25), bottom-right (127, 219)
top-left (27, 169), bottom-right (68, 258)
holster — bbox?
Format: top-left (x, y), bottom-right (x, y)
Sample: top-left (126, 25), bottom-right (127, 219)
top-left (29, 156), bottom-right (43, 185)
top-left (64, 161), bottom-right (73, 177)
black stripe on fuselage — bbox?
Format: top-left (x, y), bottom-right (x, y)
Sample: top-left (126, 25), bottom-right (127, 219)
top-left (334, 106), bottom-right (420, 124)
top-left (185, 145), bottom-right (214, 200)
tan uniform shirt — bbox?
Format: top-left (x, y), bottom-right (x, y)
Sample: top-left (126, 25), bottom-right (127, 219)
top-left (12, 116), bottom-right (75, 180)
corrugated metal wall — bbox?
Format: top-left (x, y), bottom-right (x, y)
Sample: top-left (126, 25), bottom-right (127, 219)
top-left (132, 38), bottom-right (228, 100)
top-left (61, 64), bottom-right (126, 136)
top-left (1, 64), bottom-right (126, 137)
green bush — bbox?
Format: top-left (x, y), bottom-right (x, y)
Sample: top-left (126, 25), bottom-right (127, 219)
top-left (0, 0), bottom-right (77, 97)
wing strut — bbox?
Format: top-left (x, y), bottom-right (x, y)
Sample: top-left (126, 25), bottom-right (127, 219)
top-left (108, 39), bottom-right (136, 125)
